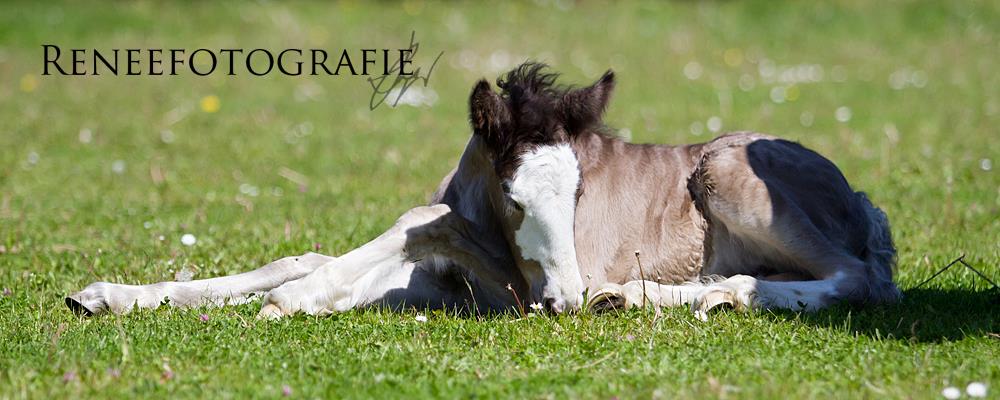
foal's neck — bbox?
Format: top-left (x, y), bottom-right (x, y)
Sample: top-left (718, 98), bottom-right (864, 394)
top-left (568, 130), bottom-right (709, 284)
top-left (570, 130), bottom-right (704, 184)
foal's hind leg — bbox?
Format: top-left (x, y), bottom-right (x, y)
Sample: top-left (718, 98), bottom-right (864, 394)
top-left (691, 220), bottom-right (870, 316)
top-left (690, 270), bottom-right (859, 320)
top-left (688, 141), bottom-right (886, 317)
top-left (66, 252), bottom-right (334, 315)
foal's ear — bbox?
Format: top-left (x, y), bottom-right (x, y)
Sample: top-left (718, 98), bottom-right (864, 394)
top-left (469, 79), bottom-right (510, 146)
top-left (561, 70), bottom-right (615, 133)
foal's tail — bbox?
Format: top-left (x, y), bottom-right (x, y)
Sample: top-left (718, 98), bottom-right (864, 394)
top-left (857, 192), bottom-right (902, 304)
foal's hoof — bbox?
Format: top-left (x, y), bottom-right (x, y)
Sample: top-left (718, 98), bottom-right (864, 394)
top-left (256, 303), bottom-right (285, 320)
top-left (589, 291), bottom-right (628, 313)
top-left (65, 282), bottom-right (118, 316)
top-left (65, 295), bottom-right (96, 317)
top-left (691, 277), bottom-right (758, 321)
top-left (691, 289), bottom-right (741, 321)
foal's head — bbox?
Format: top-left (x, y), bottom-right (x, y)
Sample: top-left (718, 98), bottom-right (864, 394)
top-left (468, 62), bottom-right (615, 313)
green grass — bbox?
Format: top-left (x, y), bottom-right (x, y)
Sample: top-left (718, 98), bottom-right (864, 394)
top-left (1, 1), bottom-right (999, 398)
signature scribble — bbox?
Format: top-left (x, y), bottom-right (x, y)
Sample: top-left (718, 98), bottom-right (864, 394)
top-left (368, 31), bottom-right (443, 110)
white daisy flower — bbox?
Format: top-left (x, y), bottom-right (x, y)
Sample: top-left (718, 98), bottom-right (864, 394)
top-left (967, 382), bottom-right (988, 398)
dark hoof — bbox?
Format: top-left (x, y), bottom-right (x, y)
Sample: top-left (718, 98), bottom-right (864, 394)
top-left (65, 296), bottom-right (94, 317)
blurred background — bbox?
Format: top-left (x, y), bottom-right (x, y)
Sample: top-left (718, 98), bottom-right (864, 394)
top-left (0, 0), bottom-right (997, 289)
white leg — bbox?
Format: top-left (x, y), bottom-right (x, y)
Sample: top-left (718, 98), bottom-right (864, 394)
top-left (258, 258), bottom-right (476, 319)
top-left (258, 204), bottom-right (512, 318)
top-left (66, 252), bottom-right (333, 315)
top-left (258, 239), bottom-right (411, 317)
top-left (690, 274), bottom-right (848, 320)
top-left (589, 280), bottom-right (706, 311)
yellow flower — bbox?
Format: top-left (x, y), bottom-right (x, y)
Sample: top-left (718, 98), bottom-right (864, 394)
top-left (199, 95), bottom-right (221, 113)
top-left (20, 74), bottom-right (38, 92)
top-left (785, 85), bottom-right (800, 102)
top-left (723, 48), bottom-right (743, 67)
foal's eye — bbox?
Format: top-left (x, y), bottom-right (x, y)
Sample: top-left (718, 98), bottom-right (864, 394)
top-left (500, 181), bottom-right (524, 212)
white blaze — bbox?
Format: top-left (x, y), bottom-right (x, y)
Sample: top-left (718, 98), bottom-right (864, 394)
top-left (508, 143), bottom-right (584, 311)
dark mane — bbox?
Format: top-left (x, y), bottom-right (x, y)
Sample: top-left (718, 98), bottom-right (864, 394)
top-left (496, 62), bottom-right (568, 104)
top-left (488, 63), bottom-right (572, 175)
top-left (496, 62), bottom-right (569, 144)
top-left (473, 62), bottom-right (619, 178)
top-left (497, 62), bottom-right (618, 141)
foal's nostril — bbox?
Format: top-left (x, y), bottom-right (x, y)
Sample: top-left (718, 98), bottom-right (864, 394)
top-left (543, 297), bottom-right (565, 314)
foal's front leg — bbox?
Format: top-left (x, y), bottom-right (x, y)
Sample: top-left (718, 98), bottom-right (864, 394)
top-left (66, 252), bottom-right (334, 315)
top-left (589, 280), bottom-right (706, 312)
top-left (258, 204), bottom-right (511, 319)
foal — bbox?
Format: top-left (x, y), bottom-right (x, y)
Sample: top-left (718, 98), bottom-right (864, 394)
top-left (66, 63), bottom-right (900, 319)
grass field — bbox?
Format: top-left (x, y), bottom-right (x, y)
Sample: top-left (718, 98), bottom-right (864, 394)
top-left (1, 1), bottom-right (999, 398)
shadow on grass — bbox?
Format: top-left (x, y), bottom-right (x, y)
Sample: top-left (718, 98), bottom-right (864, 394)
top-left (767, 288), bottom-right (1000, 342)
